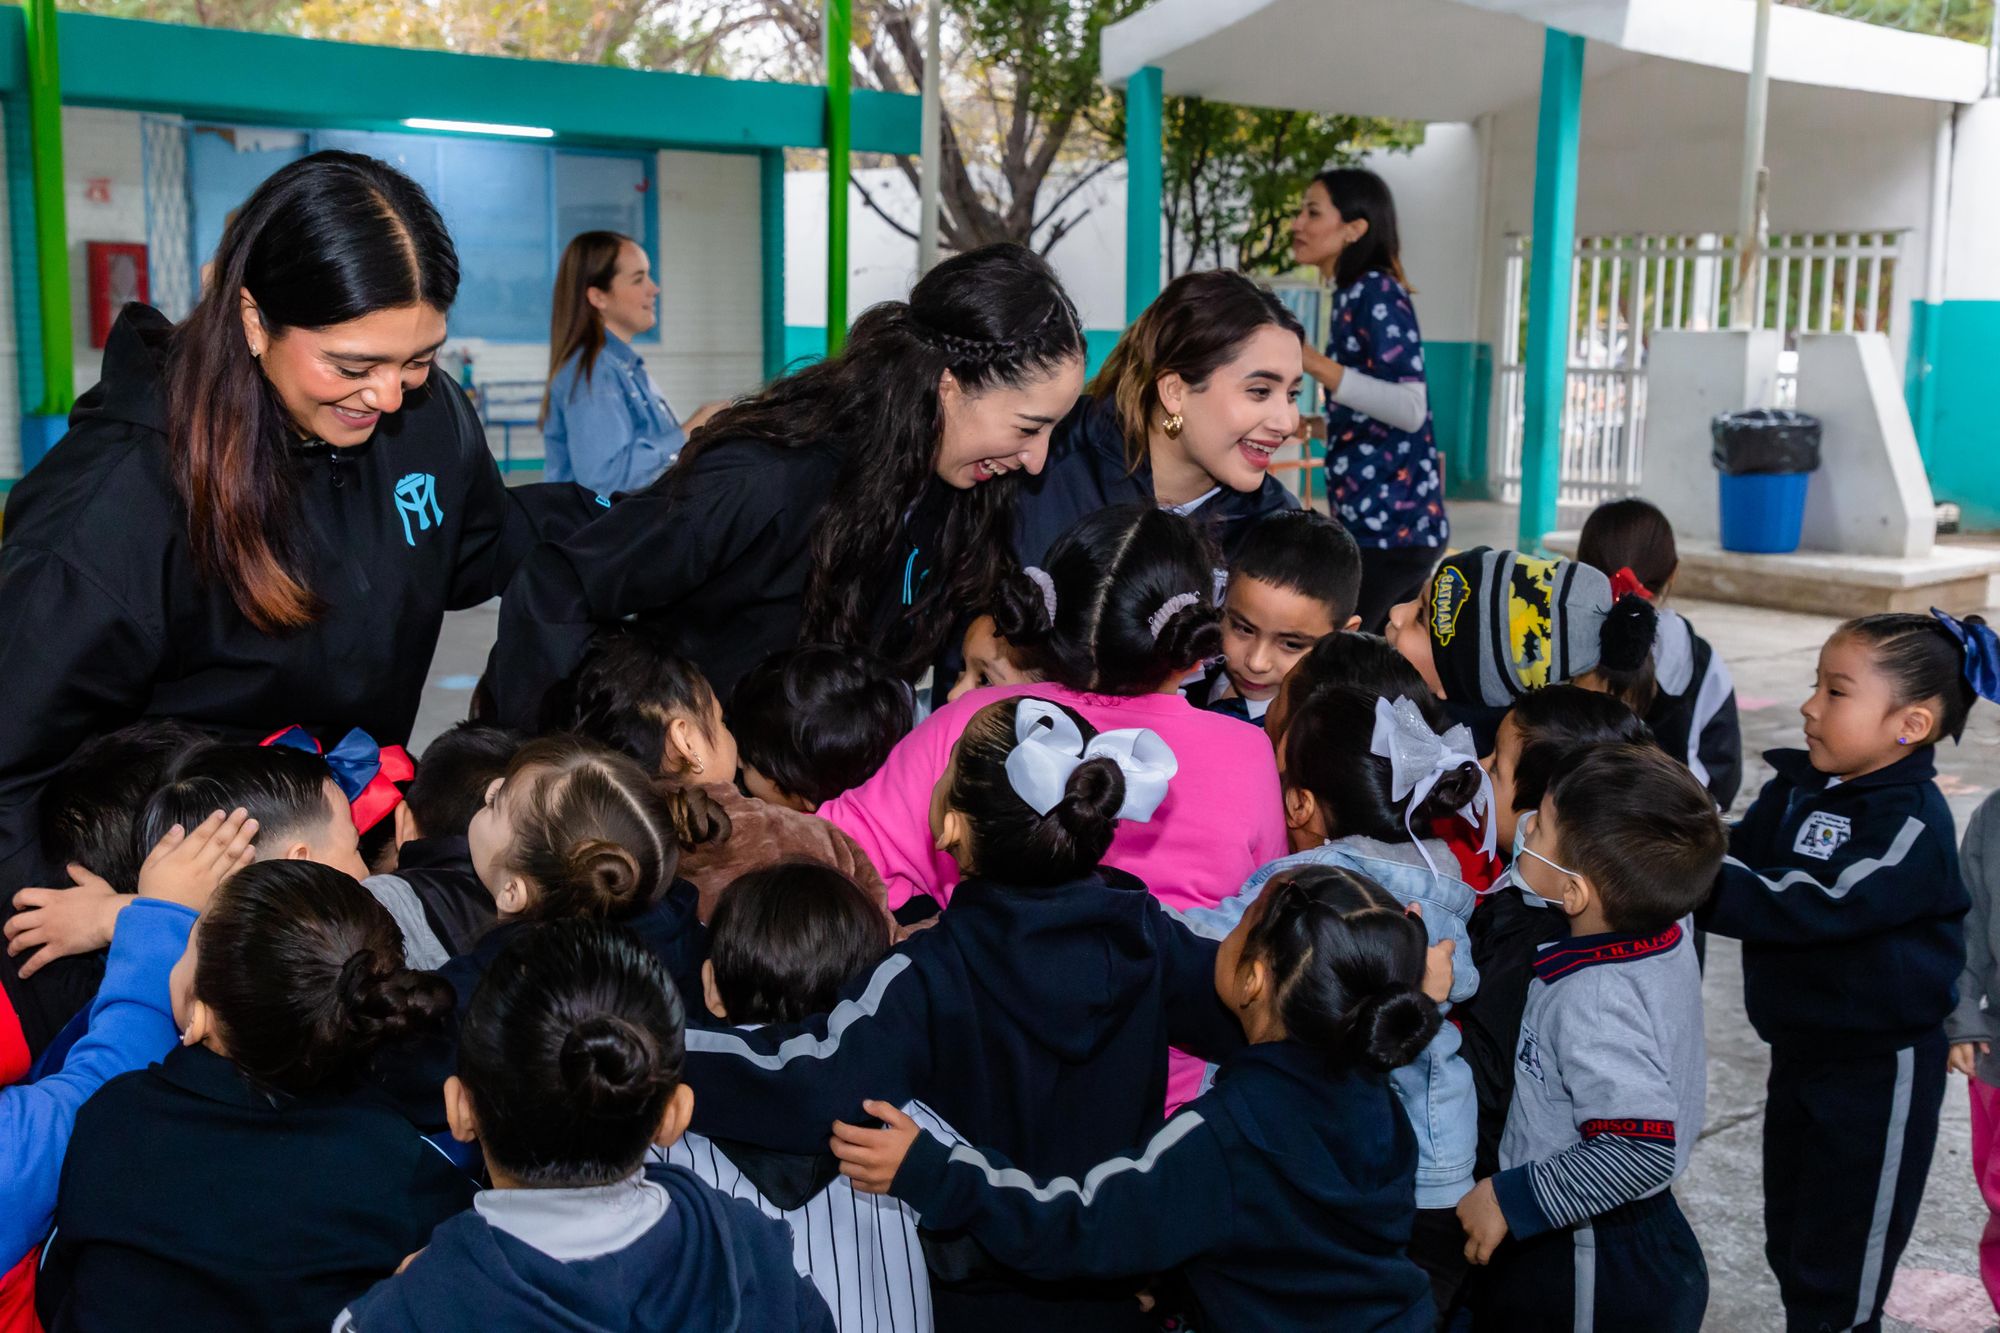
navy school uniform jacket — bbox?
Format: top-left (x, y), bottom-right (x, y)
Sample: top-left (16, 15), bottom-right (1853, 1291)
top-left (892, 1039), bottom-right (1433, 1333)
top-left (0, 305), bottom-right (516, 901)
top-left (1645, 609), bottom-right (1742, 810)
top-left (1698, 747), bottom-right (1969, 1052)
top-left (339, 1163), bottom-right (833, 1333)
top-left (682, 869), bottom-right (1243, 1327)
top-left (38, 1043), bottom-right (475, 1333)
top-left (1011, 395), bottom-right (1298, 570)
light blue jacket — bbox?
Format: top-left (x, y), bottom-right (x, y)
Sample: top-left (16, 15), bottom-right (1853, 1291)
top-left (542, 333), bottom-right (686, 496)
top-left (1, 897), bottom-right (194, 1262)
top-left (1178, 836), bottom-right (1480, 1209)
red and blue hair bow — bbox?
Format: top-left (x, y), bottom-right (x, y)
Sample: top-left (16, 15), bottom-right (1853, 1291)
top-left (260, 726), bottom-right (414, 834)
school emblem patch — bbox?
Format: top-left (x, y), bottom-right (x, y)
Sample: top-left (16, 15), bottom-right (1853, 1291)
top-left (1793, 811), bottom-right (1852, 862)
top-left (1516, 1023), bottom-right (1545, 1084)
top-left (1430, 565), bottom-right (1471, 646)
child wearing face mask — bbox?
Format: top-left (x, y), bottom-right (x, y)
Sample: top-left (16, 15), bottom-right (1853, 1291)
top-left (1698, 611), bottom-right (1998, 1333)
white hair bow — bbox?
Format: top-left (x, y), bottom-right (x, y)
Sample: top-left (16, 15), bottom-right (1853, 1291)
top-left (1004, 698), bottom-right (1180, 823)
top-left (1369, 695), bottom-right (1497, 872)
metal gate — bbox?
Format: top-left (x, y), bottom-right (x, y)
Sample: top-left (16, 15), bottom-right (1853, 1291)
top-left (1496, 230), bottom-right (1903, 511)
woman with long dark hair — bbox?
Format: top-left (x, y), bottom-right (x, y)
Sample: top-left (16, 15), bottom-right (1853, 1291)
top-left (540, 231), bottom-right (719, 496)
top-left (485, 243), bottom-right (1086, 727)
top-left (1013, 268), bottom-right (1304, 568)
top-left (1292, 167), bottom-right (1449, 630)
top-left (0, 150), bottom-right (512, 907)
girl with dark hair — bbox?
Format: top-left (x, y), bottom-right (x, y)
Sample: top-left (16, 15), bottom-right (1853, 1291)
top-left (1181, 681), bottom-right (1487, 1313)
top-left (1292, 167), bottom-right (1448, 629)
top-left (38, 860), bottom-right (472, 1333)
top-left (540, 231), bottom-right (722, 496)
top-left (1576, 497), bottom-right (1743, 808)
top-left (1701, 609), bottom-right (2000, 1333)
top-left (1015, 268), bottom-right (1304, 568)
top-left (338, 920), bottom-right (830, 1332)
top-left (683, 693), bottom-right (1241, 1330)
top-left (0, 150), bottom-right (516, 903)
top-left (833, 863), bottom-right (1442, 1333)
top-left (487, 242), bottom-right (1086, 722)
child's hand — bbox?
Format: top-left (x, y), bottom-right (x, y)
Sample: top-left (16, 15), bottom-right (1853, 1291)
top-left (136, 809), bottom-right (258, 911)
top-left (6, 868), bottom-right (124, 978)
top-left (830, 1099), bottom-right (922, 1195)
top-left (1422, 938), bottom-right (1455, 1004)
top-left (1457, 1178), bottom-right (1509, 1264)
top-left (1950, 1041), bottom-right (1991, 1077)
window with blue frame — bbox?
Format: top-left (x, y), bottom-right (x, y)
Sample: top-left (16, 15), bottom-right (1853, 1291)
top-left (186, 124), bottom-right (657, 344)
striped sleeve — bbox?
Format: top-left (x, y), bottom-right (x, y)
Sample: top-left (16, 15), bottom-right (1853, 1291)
top-left (1491, 1120), bottom-right (1677, 1237)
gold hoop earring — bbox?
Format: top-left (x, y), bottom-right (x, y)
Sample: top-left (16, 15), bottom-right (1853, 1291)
top-left (1162, 412), bottom-right (1184, 440)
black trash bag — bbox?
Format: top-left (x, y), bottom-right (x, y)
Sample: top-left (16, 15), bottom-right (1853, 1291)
top-left (1711, 408), bottom-right (1822, 476)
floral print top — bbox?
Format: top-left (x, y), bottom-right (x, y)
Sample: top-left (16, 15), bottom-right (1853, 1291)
top-left (1324, 270), bottom-right (1448, 550)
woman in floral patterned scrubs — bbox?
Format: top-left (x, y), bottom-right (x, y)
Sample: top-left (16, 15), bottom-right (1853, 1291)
top-left (1292, 168), bottom-right (1449, 630)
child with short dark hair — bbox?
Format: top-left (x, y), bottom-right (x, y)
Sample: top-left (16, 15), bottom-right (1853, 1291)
top-left (1457, 686), bottom-right (1656, 1178)
top-left (832, 864), bottom-right (1442, 1332)
top-left (1577, 496), bottom-right (1743, 808)
top-left (667, 861), bottom-right (947, 1332)
top-left (1459, 743), bottom-right (1725, 1332)
top-left (731, 644), bottom-right (914, 812)
top-left (684, 694), bottom-right (1242, 1328)
top-left (1197, 507), bottom-right (1363, 725)
top-left (337, 920), bottom-right (833, 1332)
top-left (40, 860), bottom-right (472, 1333)
top-left (945, 613), bottom-right (1042, 704)
top-left (1700, 610), bottom-right (1997, 1332)
top-left (559, 627), bottom-right (887, 921)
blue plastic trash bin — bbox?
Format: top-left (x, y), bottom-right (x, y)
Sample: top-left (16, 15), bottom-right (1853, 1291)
top-left (1710, 409), bottom-right (1821, 555)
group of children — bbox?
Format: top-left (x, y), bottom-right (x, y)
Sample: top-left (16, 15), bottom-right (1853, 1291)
top-left (2, 491), bottom-right (1998, 1333)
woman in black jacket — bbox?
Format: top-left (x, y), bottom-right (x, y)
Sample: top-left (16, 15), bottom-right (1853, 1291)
top-left (1012, 269), bottom-right (1303, 571)
top-left (483, 243), bottom-right (1086, 728)
top-left (0, 153), bottom-right (512, 919)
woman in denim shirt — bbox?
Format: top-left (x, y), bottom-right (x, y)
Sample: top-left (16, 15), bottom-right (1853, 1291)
top-left (1178, 682), bottom-right (1486, 1319)
top-left (541, 231), bottom-right (719, 497)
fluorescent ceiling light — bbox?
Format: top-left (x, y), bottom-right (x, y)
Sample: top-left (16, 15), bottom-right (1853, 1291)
top-left (402, 118), bottom-right (555, 139)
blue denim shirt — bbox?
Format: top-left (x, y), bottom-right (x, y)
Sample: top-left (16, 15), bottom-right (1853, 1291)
top-left (1179, 836), bottom-right (1480, 1209)
top-left (543, 333), bottom-right (686, 496)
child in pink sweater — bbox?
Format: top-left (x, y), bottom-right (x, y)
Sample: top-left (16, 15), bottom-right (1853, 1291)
top-left (822, 505), bottom-right (1285, 914)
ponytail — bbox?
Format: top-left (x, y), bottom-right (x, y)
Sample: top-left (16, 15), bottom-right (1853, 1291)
top-left (1592, 593), bottom-right (1660, 715)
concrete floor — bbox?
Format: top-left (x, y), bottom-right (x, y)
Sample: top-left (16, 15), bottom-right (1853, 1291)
top-left (415, 499), bottom-right (2000, 1331)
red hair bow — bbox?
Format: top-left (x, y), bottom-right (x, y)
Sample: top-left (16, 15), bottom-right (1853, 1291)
top-left (1609, 566), bottom-right (1654, 603)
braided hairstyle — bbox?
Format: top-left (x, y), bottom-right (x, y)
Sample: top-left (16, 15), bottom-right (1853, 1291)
top-left (1240, 864), bottom-right (1439, 1072)
top-left (684, 243), bottom-right (1084, 679)
top-left (191, 860), bottom-right (453, 1095)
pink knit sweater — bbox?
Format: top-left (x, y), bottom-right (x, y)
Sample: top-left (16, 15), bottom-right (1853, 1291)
top-left (819, 683), bottom-right (1287, 914)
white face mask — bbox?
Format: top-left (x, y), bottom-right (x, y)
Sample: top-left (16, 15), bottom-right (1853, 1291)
top-left (1500, 812), bottom-right (1572, 910)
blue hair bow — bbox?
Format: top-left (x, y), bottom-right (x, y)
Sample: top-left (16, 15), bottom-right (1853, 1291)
top-left (1931, 607), bottom-right (2000, 705)
top-left (261, 725), bottom-right (414, 833)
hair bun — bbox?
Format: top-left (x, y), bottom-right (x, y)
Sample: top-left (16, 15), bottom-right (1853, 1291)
top-left (1048, 756), bottom-right (1123, 874)
top-left (338, 951), bottom-right (453, 1048)
top-left (1349, 986), bottom-right (1441, 1073)
top-left (991, 567), bottom-right (1057, 646)
top-left (559, 1014), bottom-right (666, 1117)
top-left (658, 781), bottom-right (731, 850)
top-left (1414, 759), bottom-right (1485, 826)
top-left (1598, 594), bottom-right (1658, 675)
top-left (1152, 599), bottom-right (1223, 672)
top-left (568, 838), bottom-right (645, 918)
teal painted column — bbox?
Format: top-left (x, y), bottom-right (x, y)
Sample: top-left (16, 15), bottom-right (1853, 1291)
top-left (825, 0), bottom-right (851, 356)
top-left (1124, 65), bottom-right (1162, 324)
top-left (1518, 28), bottom-right (1585, 554)
top-left (759, 148), bottom-right (787, 382)
top-left (21, 0), bottom-right (72, 473)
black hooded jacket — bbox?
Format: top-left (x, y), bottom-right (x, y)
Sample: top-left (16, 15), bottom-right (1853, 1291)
top-left (0, 305), bottom-right (514, 900)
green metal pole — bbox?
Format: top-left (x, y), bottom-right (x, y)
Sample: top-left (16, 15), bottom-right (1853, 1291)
top-left (1123, 65), bottom-right (1163, 324)
top-left (825, 0), bottom-right (851, 356)
top-left (24, 0), bottom-right (71, 418)
top-left (1519, 28), bottom-right (1584, 555)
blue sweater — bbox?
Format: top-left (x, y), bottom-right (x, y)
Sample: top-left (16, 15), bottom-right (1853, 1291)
top-left (0, 897), bottom-right (192, 1265)
top-left (341, 1163), bottom-right (831, 1333)
top-left (1699, 747), bottom-right (1969, 1051)
top-left (893, 1040), bottom-right (1433, 1333)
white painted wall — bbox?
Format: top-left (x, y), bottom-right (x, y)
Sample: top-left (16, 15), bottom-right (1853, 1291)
top-left (1361, 123), bottom-right (1483, 343)
top-left (1945, 99), bottom-right (2000, 302)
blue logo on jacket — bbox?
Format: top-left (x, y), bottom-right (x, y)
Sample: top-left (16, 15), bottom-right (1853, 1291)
top-left (393, 473), bottom-right (443, 546)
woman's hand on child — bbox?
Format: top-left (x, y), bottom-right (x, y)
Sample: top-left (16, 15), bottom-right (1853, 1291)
top-left (7, 867), bottom-right (123, 978)
top-left (1456, 1178), bottom-right (1510, 1265)
top-left (830, 1100), bottom-right (922, 1195)
top-left (1422, 939), bottom-right (1455, 1005)
top-left (1950, 1040), bottom-right (1991, 1077)
top-left (136, 809), bottom-right (258, 911)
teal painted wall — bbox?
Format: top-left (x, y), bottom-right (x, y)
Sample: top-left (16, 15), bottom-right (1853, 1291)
top-left (1426, 340), bottom-right (1491, 501)
top-left (1911, 298), bottom-right (2000, 530)
top-left (783, 326), bottom-right (1123, 379)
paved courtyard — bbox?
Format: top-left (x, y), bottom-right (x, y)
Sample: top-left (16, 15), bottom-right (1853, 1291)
top-left (412, 502), bottom-right (2000, 1332)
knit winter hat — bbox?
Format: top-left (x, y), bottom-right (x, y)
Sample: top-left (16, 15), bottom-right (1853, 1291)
top-left (1425, 547), bottom-right (1643, 707)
